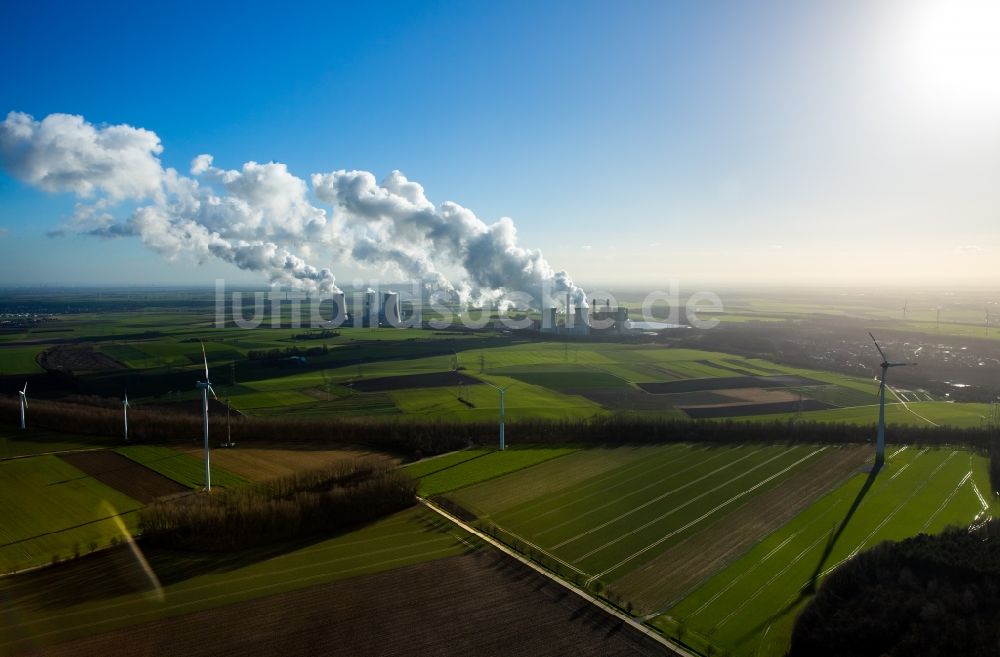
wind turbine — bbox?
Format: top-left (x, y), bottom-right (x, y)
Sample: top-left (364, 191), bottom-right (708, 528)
top-left (196, 343), bottom-right (217, 491)
top-left (18, 382), bottom-right (27, 430)
top-left (869, 333), bottom-right (916, 470)
top-left (484, 382), bottom-right (509, 451)
top-left (902, 300), bottom-right (908, 319)
top-left (122, 392), bottom-right (130, 442)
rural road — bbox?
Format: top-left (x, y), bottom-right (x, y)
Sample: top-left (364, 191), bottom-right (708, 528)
top-left (418, 497), bottom-right (698, 657)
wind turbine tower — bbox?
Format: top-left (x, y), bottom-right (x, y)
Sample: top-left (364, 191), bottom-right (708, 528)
top-left (18, 382), bottom-right (27, 430)
top-left (484, 382), bottom-right (509, 450)
top-left (869, 333), bottom-right (916, 470)
top-left (122, 392), bottom-right (130, 442)
top-left (196, 344), bottom-right (218, 490)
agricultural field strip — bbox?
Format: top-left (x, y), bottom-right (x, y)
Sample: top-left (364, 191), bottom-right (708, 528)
top-left (669, 448), bottom-right (975, 655)
top-left (620, 447), bottom-right (872, 613)
top-left (889, 462), bottom-right (911, 480)
top-left (404, 450), bottom-right (490, 480)
top-left (0, 515), bottom-right (469, 634)
top-left (451, 448), bottom-right (671, 517)
top-left (840, 451), bottom-right (957, 564)
top-left (0, 543), bottom-right (464, 651)
top-left (490, 525), bottom-right (587, 576)
top-left (498, 444), bottom-right (697, 524)
top-left (412, 449), bottom-right (574, 497)
top-left (585, 448), bottom-right (827, 582)
top-left (0, 455), bottom-right (144, 569)
top-left (920, 466), bottom-right (974, 532)
top-left (713, 450), bottom-right (960, 639)
top-left (531, 446), bottom-right (734, 537)
top-left (1, 507), bottom-right (139, 549)
top-left (673, 448), bottom-right (935, 628)
top-left (555, 447), bottom-right (777, 552)
top-left (677, 495), bottom-right (847, 621)
top-left (417, 498), bottom-right (700, 657)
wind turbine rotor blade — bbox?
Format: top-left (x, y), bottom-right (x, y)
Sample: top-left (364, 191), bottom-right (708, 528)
top-left (21, 382), bottom-right (27, 395)
top-left (208, 384), bottom-right (218, 401)
top-left (201, 342), bottom-right (210, 381)
top-left (868, 332), bottom-right (888, 362)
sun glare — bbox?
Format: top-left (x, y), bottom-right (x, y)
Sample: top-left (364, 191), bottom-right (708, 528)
top-left (891, 0), bottom-right (1000, 124)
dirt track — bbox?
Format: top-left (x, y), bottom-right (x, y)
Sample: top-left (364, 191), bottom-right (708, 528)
top-left (59, 451), bottom-right (188, 503)
top-left (23, 550), bottom-right (672, 657)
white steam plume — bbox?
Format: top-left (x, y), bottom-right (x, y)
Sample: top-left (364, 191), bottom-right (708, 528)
top-left (0, 111), bottom-right (585, 307)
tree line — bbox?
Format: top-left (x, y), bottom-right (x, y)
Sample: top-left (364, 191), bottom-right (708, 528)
top-left (141, 458), bottom-right (415, 550)
top-left (3, 396), bottom-right (997, 489)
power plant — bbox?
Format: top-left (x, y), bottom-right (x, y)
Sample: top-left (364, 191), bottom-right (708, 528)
top-left (538, 298), bottom-right (629, 336)
top-left (379, 292), bottom-right (401, 327)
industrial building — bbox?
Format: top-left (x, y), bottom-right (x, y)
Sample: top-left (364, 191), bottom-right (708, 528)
top-left (536, 297), bottom-right (629, 336)
top-left (378, 292), bottom-right (401, 327)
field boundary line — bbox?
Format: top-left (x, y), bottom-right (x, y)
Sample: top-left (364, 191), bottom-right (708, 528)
top-left (418, 497), bottom-right (696, 657)
top-left (552, 447), bottom-right (766, 549)
top-left (887, 385), bottom-right (939, 427)
top-left (539, 446), bottom-right (740, 540)
top-left (522, 445), bottom-right (704, 524)
top-left (712, 525), bottom-right (836, 631)
top-left (0, 508), bottom-right (140, 550)
top-left (921, 471), bottom-right (971, 533)
top-left (585, 447), bottom-right (827, 583)
top-left (844, 451), bottom-right (956, 562)
top-left (491, 525), bottom-right (588, 576)
top-left (0, 447), bottom-right (108, 461)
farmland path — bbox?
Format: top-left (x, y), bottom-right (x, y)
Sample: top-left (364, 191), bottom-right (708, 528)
top-left (418, 497), bottom-right (697, 657)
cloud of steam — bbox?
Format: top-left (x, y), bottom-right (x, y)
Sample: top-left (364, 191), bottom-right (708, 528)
top-left (314, 170), bottom-right (585, 307)
top-left (0, 110), bottom-right (584, 307)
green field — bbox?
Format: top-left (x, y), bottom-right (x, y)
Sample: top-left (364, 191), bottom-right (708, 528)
top-left (403, 447), bottom-right (575, 496)
top-left (439, 443), bottom-right (993, 657)
top-left (115, 445), bottom-right (249, 490)
top-left (6, 302), bottom-right (991, 428)
top-left (0, 346), bottom-right (44, 375)
top-left (658, 447), bottom-right (993, 656)
top-left (738, 400), bottom-right (994, 428)
top-left (0, 505), bottom-right (477, 654)
top-left (0, 455), bottom-right (142, 572)
top-left (467, 444), bottom-right (829, 579)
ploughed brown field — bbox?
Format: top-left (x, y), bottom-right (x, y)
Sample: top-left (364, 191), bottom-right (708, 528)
top-left (613, 444), bottom-right (871, 613)
top-left (22, 550), bottom-right (675, 657)
top-left (38, 346), bottom-right (126, 372)
top-left (59, 451), bottom-right (188, 503)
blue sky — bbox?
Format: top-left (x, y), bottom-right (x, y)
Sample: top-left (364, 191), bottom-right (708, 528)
top-left (1, 0), bottom-right (997, 288)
